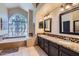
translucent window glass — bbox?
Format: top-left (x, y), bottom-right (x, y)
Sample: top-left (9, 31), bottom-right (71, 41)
top-left (9, 14), bottom-right (28, 37)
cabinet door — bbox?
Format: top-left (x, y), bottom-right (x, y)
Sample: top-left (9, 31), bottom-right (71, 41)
top-left (38, 36), bottom-right (41, 46)
top-left (44, 39), bottom-right (49, 54)
top-left (48, 41), bottom-right (59, 56)
top-left (60, 51), bottom-right (69, 56)
top-left (60, 46), bottom-right (79, 56)
top-left (38, 36), bottom-right (44, 49)
top-left (40, 38), bottom-right (44, 49)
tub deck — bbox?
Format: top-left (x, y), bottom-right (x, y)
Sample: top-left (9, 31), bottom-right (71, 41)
top-left (0, 37), bottom-right (28, 50)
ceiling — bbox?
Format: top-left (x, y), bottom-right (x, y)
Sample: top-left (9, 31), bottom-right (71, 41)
top-left (36, 3), bottom-right (62, 19)
top-left (4, 3), bottom-right (20, 8)
top-left (3, 3), bottom-right (62, 20)
top-left (32, 3), bottom-right (39, 8)
top-left (3, 3), bottom-right (35, 12)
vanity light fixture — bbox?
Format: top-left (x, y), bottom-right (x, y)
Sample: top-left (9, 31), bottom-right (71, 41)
top-left (60, 3), bottom-right (73, 11)
top-left (65, 3), bottom-right (72, 9)
top-left (44, 16), bottom-right (47, 19)
top-left (47, 15), bottom-right (51, 18)
top-left (44, 15), bottom-right (52, 19)
top-left (60, 5), bottom-right (65, 11)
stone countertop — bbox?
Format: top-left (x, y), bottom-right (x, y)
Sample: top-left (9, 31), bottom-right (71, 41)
top-left (38, 35), bottom-right (79, 53)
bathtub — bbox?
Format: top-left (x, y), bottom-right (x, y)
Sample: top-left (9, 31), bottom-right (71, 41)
top-left (0, 36), bottom-right (29, 50)
top-left (0, 36), bottom-right (29, 44)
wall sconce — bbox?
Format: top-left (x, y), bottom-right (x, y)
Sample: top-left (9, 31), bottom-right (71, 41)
top-left (44, 15), bottom-right (52, 19)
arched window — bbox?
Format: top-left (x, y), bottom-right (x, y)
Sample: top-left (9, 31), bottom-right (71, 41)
top-left (9, 14), bottom-right (28, 37)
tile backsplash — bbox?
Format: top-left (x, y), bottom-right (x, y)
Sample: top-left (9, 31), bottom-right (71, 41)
top-left (38, 33), bottom-right (79, 43)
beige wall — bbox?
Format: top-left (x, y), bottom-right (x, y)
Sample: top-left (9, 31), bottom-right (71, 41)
top-left (35, 7), bottom-right (60, 34)
top-left (36, 5), bottom-right (79, 38)
top-left (0, 4), bottom-right (8, 35)
top-left (8, 7), bottom-right (28, 19)
top-left (28, 10), bottom-right (35, 35)
top-left (35, 17), bottom-right (44, 34)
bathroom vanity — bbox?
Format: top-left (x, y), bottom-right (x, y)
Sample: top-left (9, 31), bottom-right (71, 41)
top-left (37, 34), bottom-right (79, 56)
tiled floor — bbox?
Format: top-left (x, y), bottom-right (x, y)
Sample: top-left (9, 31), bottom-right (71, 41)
top-left (0, 46), bottom-right (47, 56)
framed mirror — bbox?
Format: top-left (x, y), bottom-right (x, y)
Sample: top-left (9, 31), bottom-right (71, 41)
top-left (60, 6), bottom-right (79, 35)
top-left (39, 21), bottom-right (43, 28)
top-left (44, 18), bottom-right (52, 32)
top-left (74, 20), bottom-right (79, 33)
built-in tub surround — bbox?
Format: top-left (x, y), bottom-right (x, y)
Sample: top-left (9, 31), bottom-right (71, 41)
top-left (0, 38), bottom-right (27, 44)
top-left (0, 36), bottom-right (36, 50)
top-left (0, 37), bottom-right (27, 50)
top-left (38, 34), bottom-right (79, 53)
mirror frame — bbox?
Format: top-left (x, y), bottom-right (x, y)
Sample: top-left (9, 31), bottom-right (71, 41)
top-left (44, 18), bottom-right (52, 32)
top-left (39, 21), bottom-right (43, 29)
top-left (59, 6), bottom-right (79, 35)
top-left (73, 20), bottom-right (79, 33)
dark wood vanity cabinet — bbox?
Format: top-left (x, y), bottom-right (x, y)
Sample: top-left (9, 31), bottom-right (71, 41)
top-left (38, 36), bottom-right (44, 49)
top-left (37, 36), bottom-right (79, 56)
top-left (59, 46), bottom-right (79, 56)
top-left (48, 41), bottom-right (59, 56)
top-left (44, 39), bottom-right (49, 54)
top-left (60, 51), bottom-right (68, 56)
top-left (37, 36), bottom-right (59, 56)
top-left (37, 36), bottom-right (48, 54)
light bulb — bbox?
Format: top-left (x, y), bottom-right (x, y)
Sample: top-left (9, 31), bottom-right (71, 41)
top-left (65, 4), bottom-right (71, 9)
top-left (60, 7), bottom-right (64, 11)
top-left (60, 5), bottom-right (64, 11)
